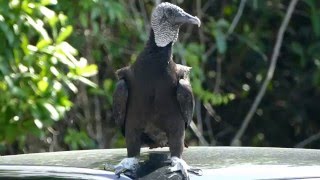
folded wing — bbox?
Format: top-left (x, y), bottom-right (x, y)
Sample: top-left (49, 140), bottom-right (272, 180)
top-left (112, 68), bottom-right (130, 132)
top-left (176, 64), bottom-right (194, 128)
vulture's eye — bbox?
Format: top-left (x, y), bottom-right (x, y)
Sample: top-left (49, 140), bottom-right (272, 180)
top-left (165, 9), bottom-right (174, 18)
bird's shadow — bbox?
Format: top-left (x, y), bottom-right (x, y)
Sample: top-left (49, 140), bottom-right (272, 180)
top-left (125, 152), bottom-right (183, 180)
top-left (137, 152), bottom-right (170, 176)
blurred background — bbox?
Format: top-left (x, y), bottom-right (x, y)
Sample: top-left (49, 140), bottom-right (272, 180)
top-left (0, 0), bottom-right (320, 155)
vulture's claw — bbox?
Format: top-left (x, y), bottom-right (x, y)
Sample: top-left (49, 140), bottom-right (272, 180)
top-left (112, 157), bottom-right (139, 178)
top-left (188, 167), bottom-right (203, 176)
top-left (168, 156), bottom-right (190, 180)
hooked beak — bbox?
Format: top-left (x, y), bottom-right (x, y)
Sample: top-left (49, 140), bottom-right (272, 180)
top-left (174, 12), bottom-right (201, 27)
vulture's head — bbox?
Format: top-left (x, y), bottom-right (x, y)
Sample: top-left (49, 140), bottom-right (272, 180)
top-left (151, 2), bottom-right (201, 47)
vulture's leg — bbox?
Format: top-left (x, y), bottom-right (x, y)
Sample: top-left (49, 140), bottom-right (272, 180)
top-left (114, 128), bottom-right (141, 176)
top-left (167, 126), bottom-right (184, 158)
top-left (126, 128), bottom-right (142, 157)
top-left (167, 125), bottom-right (191, 180)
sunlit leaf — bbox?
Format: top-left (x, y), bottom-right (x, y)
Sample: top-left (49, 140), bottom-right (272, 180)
top-left (58, 13), bottom-right (67, 25)
top-left (34, 119), bottom-right (43, 129)
top-left (40, 6), bottom-right (55, 19)
top-left (36, 39), bottom-right (51, 49)
top-left (37, 78), bottom-right (49, 92)
top-left (43, 103), bottom-right (59, 121)
top-left (59, 97), bottom-right (73, 108)
top-left (63, 78), bottom-right (78, 93)
top-left (75, 64), bottom-right (98, 77)
top-left (25, 15), bottom-right (52, 41)
top-left (53, 52), bottom-right (75, 68)
top-left (41, 0), bottom-right (57, 5)
top-left (56, 25), bottom-right (73, 43)
top-left (78, 76), bottom-right (97, 88)
top-left (0, 0), bottom-right (100, 150)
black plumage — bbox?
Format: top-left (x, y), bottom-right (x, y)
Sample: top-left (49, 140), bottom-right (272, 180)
top-left (113, 29), bottom-right (194, 157)
top-left (111, 2), bottom-right (200, 178)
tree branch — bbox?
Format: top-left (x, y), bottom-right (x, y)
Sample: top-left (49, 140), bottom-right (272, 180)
top-left (295, 131), bottom-right (320, 148)
top-left (138, 0), bottom-right (150, 33)
top-left (190, 120), bottom-right (209, 146)
top-left (214, 55), bottom-right (222, 93)
top-left (227, 0), bottom-right (247, 35)
top-left (196, 100), bottom-right (203, 134)
top-left (204, 0), bottom-right (247, 62)
top-left (231, 0), bottom-right (299, 146)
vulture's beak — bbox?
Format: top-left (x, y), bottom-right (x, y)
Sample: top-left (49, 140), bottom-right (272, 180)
top-left (174, 12), bottom-right (201, 27)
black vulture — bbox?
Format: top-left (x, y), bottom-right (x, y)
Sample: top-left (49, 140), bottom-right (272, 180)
top-left (112, 2), bottom-right (200, 179)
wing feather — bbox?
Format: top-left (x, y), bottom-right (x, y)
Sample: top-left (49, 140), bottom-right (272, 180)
top-left (112, 67), bottom-right (130, 132)
top-left (176, 64), bottom-right (194, 128)
top-left (113, 79), bottom-right (128, 128)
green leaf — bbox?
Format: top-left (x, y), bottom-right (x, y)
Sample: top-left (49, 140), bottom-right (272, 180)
top-left (43, 103), bottom-right (59, 121)
top-left (59, 96), bottom-right (73, 108)
top-left (291, 42), bottom-right (305, 67)
top-left (34, 119), bottom-right (43, 129)
top-left (41, 0), bottom-right (57, 5)
top-left (53, 52), bottom-right (75, 68)
top-left (40, 6), bottom-right (55, 19)
top-left (5, 125), bottom-right (19, 143)
top-left (305, 0), bottom-right (320, 37)
top-left (36, 39), bottom-right (52, 49)
top-left (78, 76), bottom-right (97, 88)
top-left (0, 22), bottom-right (14, 46)
top-left (25, 15), bottom-right (52, 42)
top-left (214, 29), bottom-right (227, 54)
top-left (58, 13), bottom-right (68, 26)
top-left (75, 64), bottom-right (98, 77)
top-left (56, 25), bottom-right (73, 43)
top-left (63, 79), bottom-right (78, 93)
top-left (79, 13), bottom-right (88, 28)
top-left (103, 79), bottom-right (114, 92)
top-left (64, 128), bottom-right (95, 150)
top-left (37, 79), bottom-right (49, 92)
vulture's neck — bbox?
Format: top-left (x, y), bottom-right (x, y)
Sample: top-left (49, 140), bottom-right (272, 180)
top-left (143, 29), bottom-right (173, 64)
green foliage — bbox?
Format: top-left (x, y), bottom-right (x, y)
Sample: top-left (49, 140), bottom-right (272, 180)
top-left (177, 42), bottom-right (235, 105)
top-left (0, 0), bottom-right (97, 152)
top-left (305, 0), bottom-right (320, 38)
top-left (64, 129), bottom-right (95, 150)
top-left (208, 18), bottom-right (229, 54)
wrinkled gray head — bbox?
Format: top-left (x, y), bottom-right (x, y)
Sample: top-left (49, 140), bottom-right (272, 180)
top-left (151, 2), bottom-right (201, 47)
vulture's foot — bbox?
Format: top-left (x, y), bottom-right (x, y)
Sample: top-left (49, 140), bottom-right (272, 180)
top-left (113, 157), bottom-right (139, 178)
top-left (168, 156), bottom-right (190, 180)
top-left (168, 157), bottom-right (203, 180)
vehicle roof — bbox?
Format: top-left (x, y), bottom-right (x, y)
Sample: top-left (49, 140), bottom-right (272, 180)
top-left (1, 146), bottom-right (320, 179)
top-left (0, 165), bottom-right (131, 180)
